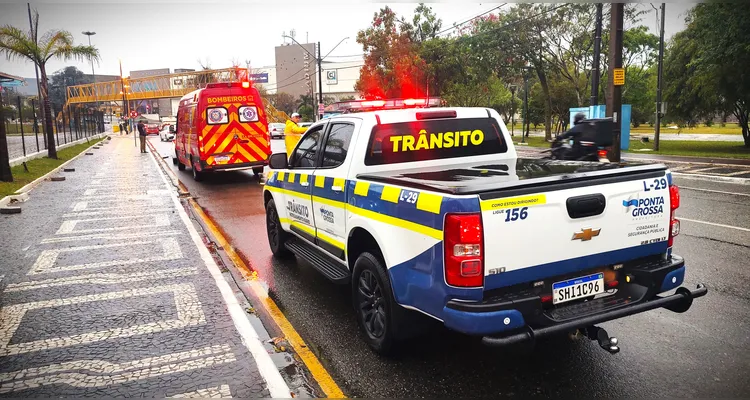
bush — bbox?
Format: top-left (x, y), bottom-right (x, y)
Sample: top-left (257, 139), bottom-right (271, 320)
top-left (704, 119), bottom-right (714, 127)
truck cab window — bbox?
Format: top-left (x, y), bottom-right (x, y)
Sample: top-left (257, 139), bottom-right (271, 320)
top-left (290, 127), bottom-right (323, 169)
top-left (321, 123), bottom-right (354, 168)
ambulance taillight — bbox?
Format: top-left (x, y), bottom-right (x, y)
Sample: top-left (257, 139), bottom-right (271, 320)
top-left (444, 213), bottom-right (484, 287)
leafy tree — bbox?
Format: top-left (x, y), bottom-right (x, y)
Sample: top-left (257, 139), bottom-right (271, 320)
top-left (405, 3), bottom-right (442, 43)
top-left (268, 92), bottom-right (297, 115)
top-left (297, 104), bottom-right (314, 122)
top-left (0, 9), bottom-right (99, 159)
top-left (355, 6), bottom-right (427, 98)
top-left (49, 66), bottom-right (90, 107)
top-left (663, 4), bottom-right (749, 144)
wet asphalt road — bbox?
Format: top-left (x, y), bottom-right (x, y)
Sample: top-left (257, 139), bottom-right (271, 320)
top-left (151, 137), bottom-right (750, 398)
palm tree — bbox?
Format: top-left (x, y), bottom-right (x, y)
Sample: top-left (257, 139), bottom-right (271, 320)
top-left (0, 9), bottom-right (99, 159)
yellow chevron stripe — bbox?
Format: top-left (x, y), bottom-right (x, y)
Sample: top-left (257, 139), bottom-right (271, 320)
top-left (277, 171), bottom-right (285, 181)
top-left (381, 186), bottom-right (400, 203)
top-left (333, 177), bottom-right (345, 189)
top-left (354, 181), bottom-right (370, 197)
top-left (416, 192), bottom-right (443, 214)
top-left (315, 175), bottom-right (326, 188)
top-left (288, 172), bottom-right (296, 183)
top-left (300, 174), bottom-right (309, 185)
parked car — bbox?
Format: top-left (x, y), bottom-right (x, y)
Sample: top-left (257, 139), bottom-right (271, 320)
top-left (145, 123), bottom-right (160, 135)
top-left (269, 123), bottom-right (285, 139)
top-left (159, 125), bottom-right (175, 142)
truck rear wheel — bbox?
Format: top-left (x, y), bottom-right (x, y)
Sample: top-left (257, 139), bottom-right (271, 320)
top-left (265, 199), bottom-right (291, 257)
top-left (192, 163), bottom-right (203, 181)
top-left (352, 252), bottom-right (407, 355)
top-left (252, 167), bottom-right (264, 177)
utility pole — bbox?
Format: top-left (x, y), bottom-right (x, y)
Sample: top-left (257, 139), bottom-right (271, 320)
top-left (522, 67), bottom-right (531, 143)
top-left (590, 3), bottom-right (603, 106)
top-left (317, 42), bottom-right (323, 121)
top-left (654, 3), bottom-right (666, 151)
top-left (27, 3), bottom-right (45, 135)
top-left (509, 85), bottom-right (517, 137)
top-left (606, 3), bottom-right (624, 162)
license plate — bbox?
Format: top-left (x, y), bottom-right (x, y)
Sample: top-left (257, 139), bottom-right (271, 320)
top-left (552, 273), bottom-right (604, 305)
top-left (214, 155), bottom-right (230, 163)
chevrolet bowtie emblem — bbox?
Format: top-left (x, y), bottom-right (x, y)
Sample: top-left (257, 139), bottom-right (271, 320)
top-left (572, 228), bottom-right (601, 241)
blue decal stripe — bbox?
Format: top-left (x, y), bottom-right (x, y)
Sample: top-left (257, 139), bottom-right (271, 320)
top-left (485, 242), bottom-right (669, 289)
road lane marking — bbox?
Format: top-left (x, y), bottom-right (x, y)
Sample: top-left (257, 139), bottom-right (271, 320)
top-left (0, 344), bottom-right (234, 394)
top-left (680, 187), bottom-right (750, 197)
top-left (6, 267), bottom-right (197, 292)
top-left (680, 218), bottom-right (750, 232)
top-left (672, 173), bottom-right (750, 185)
top-left (147, 147), bottom-right (293, 399)
top-left (41, 230), bottom-right (181, 244)
top-left (169, 384), bottom-right (232, 398)
top-left (56, 214), bottom-right (170, 235)
top-left (63, 208), bottom-right (174, 218)
top-left (0, 283), bottom-right (206, 356)
top-left (84, 188), bottom-right (97, 196)
top-left (188, 198), bottom-right (345, 398)
top-left (725, 170), bottom-right (750, 177)
top-left (29, 237), bottom-right (182, 275)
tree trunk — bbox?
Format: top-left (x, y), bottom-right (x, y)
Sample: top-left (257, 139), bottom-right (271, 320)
top-left (0, 98), bottom-right (12, 182)
top-left (39, 65), bottom-right (57, 159)
top-left (537, 69), bottom-right (553, 141)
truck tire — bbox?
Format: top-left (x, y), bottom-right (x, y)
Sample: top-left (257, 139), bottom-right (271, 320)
top-left (192, 162), bottom-right (204, 181)
top-left (252, 167), bottom-right (264, 177)
top-left (265, 199), bottom-right (291, 257)
top-left (352, 252), bottom-right (407, 355)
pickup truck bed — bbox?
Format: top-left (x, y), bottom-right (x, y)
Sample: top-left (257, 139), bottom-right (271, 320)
top-left (358, 158), bottom-right (667, 196)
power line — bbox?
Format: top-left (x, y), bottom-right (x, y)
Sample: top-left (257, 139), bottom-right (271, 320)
top-left (436, 4), bottom-right (508, 37)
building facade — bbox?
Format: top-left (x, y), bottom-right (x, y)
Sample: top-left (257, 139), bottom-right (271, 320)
top-left (274, 43), bottom-right (317, 100)
top-left (130, 68), bottom-right (171, 116)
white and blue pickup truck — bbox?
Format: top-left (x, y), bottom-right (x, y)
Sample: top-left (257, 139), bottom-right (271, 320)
top-left (262, 107), bottom-right (707, 355)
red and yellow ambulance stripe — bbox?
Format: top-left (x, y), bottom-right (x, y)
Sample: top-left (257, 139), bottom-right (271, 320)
top-left (201, 103), bottom-right (270, 165)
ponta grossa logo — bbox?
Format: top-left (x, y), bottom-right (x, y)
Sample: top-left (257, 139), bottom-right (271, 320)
top-left (622, 195), bottom-right (665, 217)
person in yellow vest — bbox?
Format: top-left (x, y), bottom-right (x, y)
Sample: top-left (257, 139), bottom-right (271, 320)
top-left (284, 113), bottom-right (308, 159)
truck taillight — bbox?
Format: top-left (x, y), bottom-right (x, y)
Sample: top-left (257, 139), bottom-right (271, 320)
top-left (668, 184), bottom-right (680, 247)
top-left (444, 213), bottom-right (483, 287)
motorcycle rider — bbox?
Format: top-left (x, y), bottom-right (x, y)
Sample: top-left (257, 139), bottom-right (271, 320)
top-left (558, 112), bottom-right (587, 141)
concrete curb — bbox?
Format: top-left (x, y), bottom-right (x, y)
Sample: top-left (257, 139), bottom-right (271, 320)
top-left (9, 133), bottom-right (107, 167)
top-left (0, 192), bottom-right (29, 208)
top-left (14, 137), bottom-right (105, 195)
top-left (672, 172), bottom-right (750, 185)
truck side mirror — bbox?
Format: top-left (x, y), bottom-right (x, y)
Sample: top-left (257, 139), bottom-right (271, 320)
top-left (269, 153), bottom-right (288, 170)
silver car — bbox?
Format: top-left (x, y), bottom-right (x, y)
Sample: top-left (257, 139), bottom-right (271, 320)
top-left (269, 122), bottom-right (285, 139)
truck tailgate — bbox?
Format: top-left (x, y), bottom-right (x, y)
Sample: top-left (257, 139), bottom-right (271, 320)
top-left (479, 171), bottom-right (672, 290)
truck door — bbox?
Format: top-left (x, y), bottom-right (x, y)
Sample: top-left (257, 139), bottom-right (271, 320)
top-left (311, 121), bottom-right (357, 261)
top-left (282, 125), bottom-right (325, 243)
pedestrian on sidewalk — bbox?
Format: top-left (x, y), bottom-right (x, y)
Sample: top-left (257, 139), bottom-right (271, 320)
top-left (137, 120), bottom-right (147, 153)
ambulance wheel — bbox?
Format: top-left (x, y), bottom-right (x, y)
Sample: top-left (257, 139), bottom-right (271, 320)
top-left (265, 199), bottom-right (291, 257)
top-left (352, 252), bottom-right (406, 355)
top-left (176, 154), bottom-right (185, 170)
top-left (192, 165), bottom-right (204, 181)
top-left (252, 167), bottom-right (264, 177)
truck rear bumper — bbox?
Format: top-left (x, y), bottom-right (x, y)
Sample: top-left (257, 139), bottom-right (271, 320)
top-left (199, 160), bottom-right (266, 172)
top-left (442, 255), bottom-right (708, 344)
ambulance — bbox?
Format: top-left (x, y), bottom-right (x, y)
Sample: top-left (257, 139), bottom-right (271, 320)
top-left (173, 81), bottom-right (270, 181)
top-left (263, 105), bottom-right (707, 355)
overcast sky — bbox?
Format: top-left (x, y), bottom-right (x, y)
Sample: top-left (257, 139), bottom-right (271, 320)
top-left (0, 1), bottom-right (695, 79)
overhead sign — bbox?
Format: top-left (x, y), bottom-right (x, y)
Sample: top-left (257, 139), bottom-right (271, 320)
top-left (249, 73), bottom-right (269, 84)
top-left (326, 70), bottom-right (338, 85)
top-left (613, 68), bottom-right (625, 86)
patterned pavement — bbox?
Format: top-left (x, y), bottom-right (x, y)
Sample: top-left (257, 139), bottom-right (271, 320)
top-left (0, 136), bottom-right (275, 397)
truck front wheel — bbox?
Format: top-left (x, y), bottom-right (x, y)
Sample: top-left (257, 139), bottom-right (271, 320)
top-left (266, 199), bottom-right (291, 257)
top-left (352, 252), bottom-right (406, 355)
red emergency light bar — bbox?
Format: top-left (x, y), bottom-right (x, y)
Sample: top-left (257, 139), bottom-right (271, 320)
top-left (327, 97), bottom-right (443, 114)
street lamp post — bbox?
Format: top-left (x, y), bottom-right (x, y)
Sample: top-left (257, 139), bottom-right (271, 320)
top-left (82, 31), bottom-right (99, 131)
top-left (281, 35), bottom-right (349, 121)
top-left (521, 66), bottom-right (533, 143)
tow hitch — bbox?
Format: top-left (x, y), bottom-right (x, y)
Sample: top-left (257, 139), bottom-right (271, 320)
top-left (585, 326), bottom-right (620, 354)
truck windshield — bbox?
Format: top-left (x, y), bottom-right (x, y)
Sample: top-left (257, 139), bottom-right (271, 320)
top-left (364, 117), bottom-right (507, 166)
